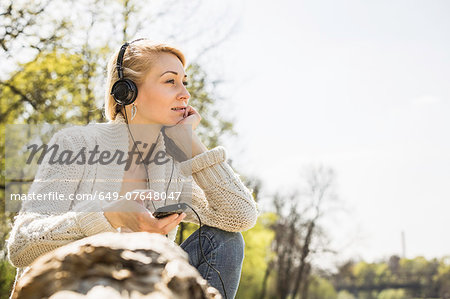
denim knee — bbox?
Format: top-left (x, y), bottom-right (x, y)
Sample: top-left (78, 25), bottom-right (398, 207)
top-left (201, 226), bottom-right (245, 260)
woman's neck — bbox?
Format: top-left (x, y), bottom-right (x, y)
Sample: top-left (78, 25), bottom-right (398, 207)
top-left (126, 119), bottom-right (163, 166)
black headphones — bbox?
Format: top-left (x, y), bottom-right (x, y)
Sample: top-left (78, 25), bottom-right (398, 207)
top-left (110, 42), bottom-right (138, 106)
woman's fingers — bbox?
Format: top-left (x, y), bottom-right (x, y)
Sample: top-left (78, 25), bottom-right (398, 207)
top-left (188, 105), bottom-right (200, 118)
top-left (185, 105), bottom-right (199, 120)
top-left (106, 195), bottom-right (187, 235)
top-left (140, 212), bottom-right (186, 235)
top-left (178, 105), bottom-right (201, 129)
top-left (153, 213), bottom-right (180, 227)
top-left (160, 213), bottom-right (186, 234)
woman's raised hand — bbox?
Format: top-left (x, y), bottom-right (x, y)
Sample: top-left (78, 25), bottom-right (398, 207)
top-left (164, 105), bottom-right (207, 158)
top-left (178, 105), bottom-right (201, 130)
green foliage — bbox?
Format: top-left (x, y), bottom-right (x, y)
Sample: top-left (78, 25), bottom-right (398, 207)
top-left (3, 41), bottom-right (111, 124)
top-left (175, 222), bottom-right (199, 245)
top-left (0, 214), bottom-right (12, 257)
top-left (236, 212), bottom-right (276, 299)
top-left (307, 276), bottom-right (337, 299)
top-left (0, 49), bottom-right (104, 222)
top-left (377, 289), bottom-right (407, 299)
top-left (0, 49), bottom-right (106, 125)
top-left (434, 257), bottom-right (450, 298)
top-left (337, 290), bottom-right (356, 299)
top-left (0, 258), bottom-right (15, 298)
top-left (358, 290), bottom-right (379, 299)
top-left (352, 261), bottom-right (393, 286)
top-left (333, 256), bottom-right (450, 299)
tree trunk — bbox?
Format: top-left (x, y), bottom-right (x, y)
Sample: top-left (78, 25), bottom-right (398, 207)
top-left (12, 232), bottom-right (221, 299)
top-left (260, 259), bottom-right (273, 299)
top-left (291, 221), bottom-right (315, 299)
top-left (300, 263), bottom-right (311, 299)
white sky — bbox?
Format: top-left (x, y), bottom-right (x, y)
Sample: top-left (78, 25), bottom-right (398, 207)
top-left (201, 0), bottom-right (450, 264)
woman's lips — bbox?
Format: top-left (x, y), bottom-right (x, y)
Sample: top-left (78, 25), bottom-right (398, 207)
top-left (171, 108), bottom-right (186, 113)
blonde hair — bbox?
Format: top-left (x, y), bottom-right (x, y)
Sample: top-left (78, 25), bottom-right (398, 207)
top-left (104, 39), bottom-right (186, 121)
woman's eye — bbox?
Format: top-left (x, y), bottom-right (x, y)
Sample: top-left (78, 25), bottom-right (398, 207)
top-left (166, 79), bottom-right (188, 86)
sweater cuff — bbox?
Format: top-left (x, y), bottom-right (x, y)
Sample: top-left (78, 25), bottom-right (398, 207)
top-left (74, 211), bottom-right (118, 236)
top-left (73, 203), bottom-right (118, 236)
top-left (180, 146), bottom-right (227, 176)
top-left (181, 147), bottom-right (241, 190)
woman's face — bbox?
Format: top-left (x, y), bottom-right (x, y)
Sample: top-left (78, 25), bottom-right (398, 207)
top-left (133, 52), bottom-right (190, 125)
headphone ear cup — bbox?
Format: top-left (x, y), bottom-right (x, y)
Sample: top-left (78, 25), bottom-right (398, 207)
top-left (111, 78), bottom-right (138, 106)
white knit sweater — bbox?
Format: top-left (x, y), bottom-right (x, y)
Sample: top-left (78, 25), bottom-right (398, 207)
top-left (6, 114), bottom-right (258, 286)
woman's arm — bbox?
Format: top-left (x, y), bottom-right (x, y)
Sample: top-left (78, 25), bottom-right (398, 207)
top-left (6, 128), bottom-right (116, 268)
top-left (179, 146), bottom-right (259, 232)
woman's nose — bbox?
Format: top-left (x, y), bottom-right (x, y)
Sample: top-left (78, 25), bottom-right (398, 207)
top-left (178, 89), bottom-right (190, 103)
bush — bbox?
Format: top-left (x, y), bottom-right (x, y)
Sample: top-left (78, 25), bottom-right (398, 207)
top-left (0, 258), bottom-right (16, 299)
top-left (377, 289), bottom-right (407, 299)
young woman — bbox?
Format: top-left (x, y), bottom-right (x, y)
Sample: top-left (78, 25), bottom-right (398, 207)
top-left (7, 39), bottom-right (258, 299)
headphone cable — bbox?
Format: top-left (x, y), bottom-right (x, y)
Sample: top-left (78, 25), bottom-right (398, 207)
top-left (122, 108), bottom-right (159, 211)
top-left (184, 202), bottom-right (228, 299)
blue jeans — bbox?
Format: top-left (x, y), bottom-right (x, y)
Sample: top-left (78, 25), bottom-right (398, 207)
top-left (180, 225), bottom-right (245, 299)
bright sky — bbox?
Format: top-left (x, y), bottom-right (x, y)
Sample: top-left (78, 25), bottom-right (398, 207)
top-left (199, 0), bottom-right (450, 265)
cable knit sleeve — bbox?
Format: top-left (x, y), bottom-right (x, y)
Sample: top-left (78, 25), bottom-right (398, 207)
top-left (179, 146), bottom-right (259, 232)
top-left (6, 128), bottom-right (117, 268)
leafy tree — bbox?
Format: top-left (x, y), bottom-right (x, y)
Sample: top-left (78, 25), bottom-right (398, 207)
top-left (235, 213), bottom-right (276, 299)
top-left (307, 276), bottom-right (338, 299)
top-left (1, 50), bottom-right (101, 125)
top-left (377, 289), bottom-right (407, 299)
top-left (332, 256), bottom-right (449, 298)
top-left (353, 262), bottom-right (378, 287)
top-left (435, 257), bottom-right (450, 299)
top-left (337, 290), bottom-right (356, 299)
top-left (260, 165), bottom-right (338, 299)
top-left (0, 259), bottom-right (15, 297)
top-left (0, 0), bottom-right (70, 61)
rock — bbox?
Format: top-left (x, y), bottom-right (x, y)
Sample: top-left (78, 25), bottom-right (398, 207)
top-left (12, 232), bottom-right (221, 299)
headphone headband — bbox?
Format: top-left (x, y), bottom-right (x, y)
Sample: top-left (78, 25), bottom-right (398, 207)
top-left (116, 42), bottom-right (129, 79)
top-left (114, 38), bottom-right (148, 80)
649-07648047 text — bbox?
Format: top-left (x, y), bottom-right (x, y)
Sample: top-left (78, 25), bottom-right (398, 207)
top-left (9, 191), bottom-right (181, 202)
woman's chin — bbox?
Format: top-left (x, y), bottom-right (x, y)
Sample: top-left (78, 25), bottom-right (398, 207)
top-left (162, 117), bottom-right (183, 127)
top-left (173, 115), bottom-right (185, 124)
